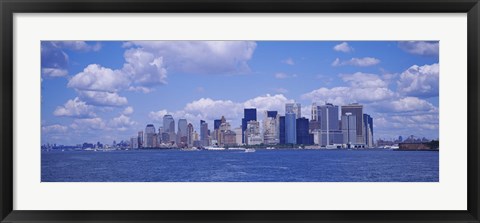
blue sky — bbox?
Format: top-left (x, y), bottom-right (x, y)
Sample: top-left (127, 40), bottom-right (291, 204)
top-left (41, 41), bottom-right (439, 145)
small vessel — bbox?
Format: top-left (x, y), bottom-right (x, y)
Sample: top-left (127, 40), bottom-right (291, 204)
top-left (205, 146), bottom-right (226, 151)
top-left (266, 147), bottom-right (275, 150)
top-left (244, 148), bottom-right (256, 153)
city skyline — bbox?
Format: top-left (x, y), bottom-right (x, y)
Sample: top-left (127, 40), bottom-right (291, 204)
top-left (41, 41), bottom-right (439, 145)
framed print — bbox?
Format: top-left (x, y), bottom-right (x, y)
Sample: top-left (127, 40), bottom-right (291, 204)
top-left (1, 0), bottom-right (479, 222)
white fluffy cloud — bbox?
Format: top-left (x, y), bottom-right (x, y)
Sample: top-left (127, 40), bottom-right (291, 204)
top-left (332, 57), bottom-right (380, 67)
top-left (70, 118), bottom-right (107, 130)
top-left (42, 124), bottom-right (68, 133)
top-left (52, 41), bottom-right (102, 52)
top-left (148, 109), bottom-right (169, 122)
top-left (124, 41), bottom-right (257, 75)
top-left (340, 72), bottom-right (389, 88)
top-left (397, 63), bottom-right (439, 98)
top-left (78, 90), bottom-right (128, 107)
top-left (53, 97), bottom-right (96, 118)
top-left (386, 97), bottom-right (437, 112)
top-left (42, 68), bottom-right (68, 77)
top-left (122, 106), bottom-right (134, 115)
top-left (109, 115), bottom-right (137, 131)
top-left (243, 94), bottom-right (294, 114)
top-left (122, 48), bottom-right (168, 86)
top-left (184, 98), bottom-right (242, 120)
top-left (302, 87), bottom-right (395, 105)
top-left (68, 64), bottom-right (130, 92)
top-left (398, 41), bottom-right (439, 56)
top-left (333, 42), bottom-right (353, 53)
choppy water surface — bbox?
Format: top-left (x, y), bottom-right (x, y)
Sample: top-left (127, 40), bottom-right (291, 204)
top-left (41, 149), bottom-right (438, 182)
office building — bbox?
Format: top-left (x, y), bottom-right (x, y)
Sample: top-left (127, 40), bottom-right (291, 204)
top-left (177, 119), bottom-right (187, 146)
top-left (200, 120), bottom-right (209, 146)
top-left (285, 113), bottom-right (296, 144)
top-left (245, 120), bottom-right (263, 145)
top-left (279, 116), bottom-right (286, 144)
top-left (342, 112), bottom-right (357, 146)
top-left (130, 137), bottom-right (138, 149)
top-left (137, 131), bottom-right (143, 148)
top-left (163, 115), bottom-right (176, 144)
top-left (341, 103), bottom-right (364, 144)
top-left (296, 117), bottom-right (313, 145)
top-left (363, 114), bottom-right (374, 148)
top-left (145, 124), bottom-right (156, 148)
top-left (187, 123), bottom-right (194, 147)
top-left (234, 127), bottom-right (243, 145)
top-left (242, 108), bottom-right (257, 144)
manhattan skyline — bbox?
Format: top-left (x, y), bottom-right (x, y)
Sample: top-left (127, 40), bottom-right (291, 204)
top-left (41, 41), bottom-right (439, 145)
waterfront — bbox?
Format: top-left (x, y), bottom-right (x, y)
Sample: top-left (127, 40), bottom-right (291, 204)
top-left (41, 149), bottom-right (438, 182)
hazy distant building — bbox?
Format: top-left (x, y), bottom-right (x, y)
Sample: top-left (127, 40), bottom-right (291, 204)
top-left (137, 131), bottom-right (143, 148)
top-left (187, 123), bottom-right (194, 147)
top-left (286, 102), bottom-right (301, 118)
top-left (145, 124), bottom-right (156, 148)
top-left (200, 120), bottom-right (209, 146)
top-left (341, 103), bottom-right (364, 144)
top-left (242, 108), bottom-right (257, 144)
top-left (130, 137), bottom-right (138, 149)
top-left (163, 115), bottom-right (176, 144)
top-left (177, 119), bottom-right (187, 146)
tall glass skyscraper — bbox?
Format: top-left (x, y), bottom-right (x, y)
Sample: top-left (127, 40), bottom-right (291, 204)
top-left (285, 113), bottom-right (296, 144)
top-left (241, 108), bottom-right (257, 144)
top-left (163, 115), bottom-right (175, 144)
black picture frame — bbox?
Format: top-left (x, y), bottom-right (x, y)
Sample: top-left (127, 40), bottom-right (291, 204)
top-left (1, 0), bottom-right (479, 222)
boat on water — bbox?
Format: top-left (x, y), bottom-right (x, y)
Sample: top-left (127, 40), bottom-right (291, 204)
top-left (227, 147), bottom-right (245, 151)
top-left (244, 148), bottom-right (256, 153)
top-left (205, 146), bottom-right (226, 151)
top-left (266, 147), bottom-right (275, 150)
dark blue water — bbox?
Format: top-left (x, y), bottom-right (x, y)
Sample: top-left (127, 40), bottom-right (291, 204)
top-left (41, 149), bottom-right (439, 182)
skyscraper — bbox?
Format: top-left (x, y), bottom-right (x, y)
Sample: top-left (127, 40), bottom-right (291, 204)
top-left (285, 102), bottom-right (301, 118)
top-left (177, 119), bottom-right (187, 146)
top-left (163, 115), bottom-right (175, 143)
top-left (145, 124), bottom-right (156, 148)
top-left (341, 103), bottom-right (364, 144)
top-left (311, 102), bottom-right (318, 121)
top-left (214, 119), bottom-right (222, 130)
top-left (245, 120), bottom-right (262, 145)
top-left (279, 116), bottom-right (286, 144)
top-left (363, 114), bottom-right (374, 148)
top-left (263, 111), bottom-right (279, 145)
top-left (285, 113), bottom-right (296, 144)
top-left (200, 120), bottom-right (209, 146)
top-left (187, 123), bottom-right (194, 147)
top-left (296, 117), bottom-right (313, 145)
top-left (342, 112), bottom-right (356, 146)
top-left (319, 103), bottom-right (339, 131)
top-left (137, 131), bottom-right (143, 148)
top-left (242, 108), bottom-right (257, 144)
